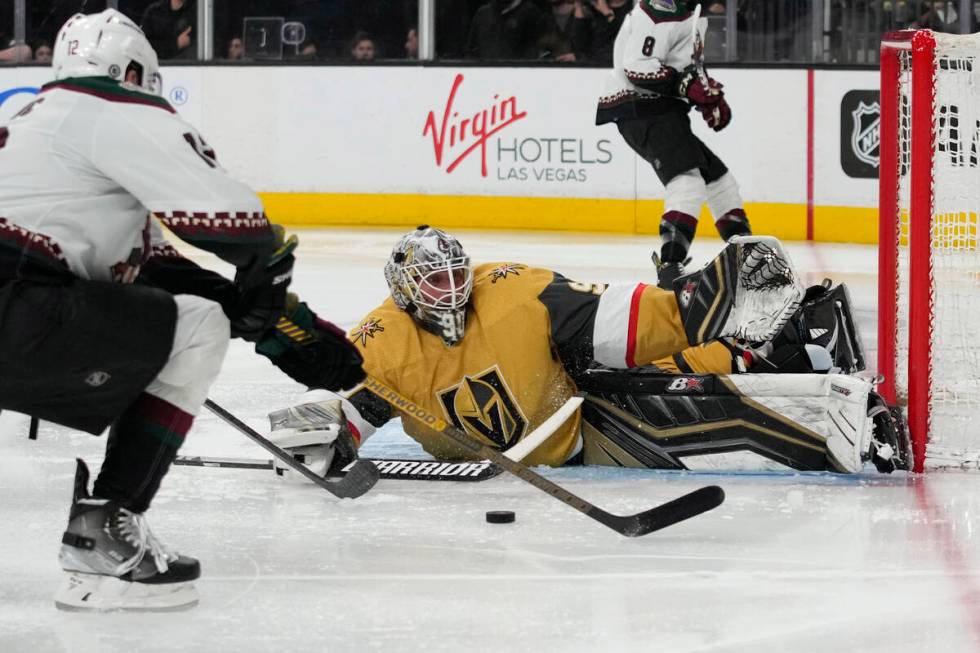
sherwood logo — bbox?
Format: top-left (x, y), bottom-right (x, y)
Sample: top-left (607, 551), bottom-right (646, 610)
top-left (423, 73), bottom-right (527, 177)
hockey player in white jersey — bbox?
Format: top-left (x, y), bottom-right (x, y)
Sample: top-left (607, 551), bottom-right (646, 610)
top-left (0, 10), bottom-right (364, 611)
top-left (596, 0), bottom-right (751, 290)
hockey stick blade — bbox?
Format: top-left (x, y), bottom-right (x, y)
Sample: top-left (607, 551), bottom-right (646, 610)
top-left (203, 399), bottom-right (380, 499)
top-left (362, 376), bottom-right (725, 536)
top-left (595, 485), bottom-right (725, 537)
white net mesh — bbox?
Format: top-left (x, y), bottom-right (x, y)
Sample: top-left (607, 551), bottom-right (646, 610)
top-left (895, 33), bottom-right (980, 469)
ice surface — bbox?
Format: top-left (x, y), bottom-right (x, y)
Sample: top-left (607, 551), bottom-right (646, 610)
top-left (1, 230), bottom-right (977, 653)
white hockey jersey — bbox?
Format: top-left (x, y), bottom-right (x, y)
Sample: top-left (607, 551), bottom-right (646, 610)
top-left (0, 76), bottom-right (273, 283)
top-left (596, 3), bottom-right (704, 124)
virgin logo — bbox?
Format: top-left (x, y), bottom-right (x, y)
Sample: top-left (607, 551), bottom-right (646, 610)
top-left (423, 73), bottom-right (527, 177)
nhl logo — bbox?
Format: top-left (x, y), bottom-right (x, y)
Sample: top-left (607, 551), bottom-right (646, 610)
top-left (850, 101), bottom-right (880, 167)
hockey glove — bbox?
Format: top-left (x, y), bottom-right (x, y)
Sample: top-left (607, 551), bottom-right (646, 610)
top-left (255, 293), bottom-right (366, 391)
top-left (678, 66), bottom-right (730, 131)
top-left (678, 66), bottom-right (723, 106)
top-left (231, 224), bottom-right (296, 342)
top-left (698, 96), bottom-right (731, 131)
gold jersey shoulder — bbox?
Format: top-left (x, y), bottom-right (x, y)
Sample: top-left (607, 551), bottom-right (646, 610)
top-left (349, 263), bottom-right (580, 465)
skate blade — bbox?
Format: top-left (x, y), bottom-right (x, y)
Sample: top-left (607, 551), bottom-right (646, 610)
top-left (54, 572), bottom-right (199, 612)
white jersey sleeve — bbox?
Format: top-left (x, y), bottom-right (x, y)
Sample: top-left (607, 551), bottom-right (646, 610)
top-left (90, 95), bottom-right (273, 270)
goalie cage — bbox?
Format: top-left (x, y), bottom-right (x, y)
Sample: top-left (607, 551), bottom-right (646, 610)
top-left (879, 29), bottom-right (980, 472)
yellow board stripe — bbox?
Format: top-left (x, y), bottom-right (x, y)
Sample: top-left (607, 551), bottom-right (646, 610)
top-left (258, 192), bottom-right (881, 244)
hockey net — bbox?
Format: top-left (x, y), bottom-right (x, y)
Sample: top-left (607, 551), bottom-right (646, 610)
top-left (879, 30), bottom-right (980, 472)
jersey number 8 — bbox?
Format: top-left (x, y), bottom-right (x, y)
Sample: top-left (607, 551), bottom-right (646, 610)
top-left (641, 37), bottom-right (655, 57)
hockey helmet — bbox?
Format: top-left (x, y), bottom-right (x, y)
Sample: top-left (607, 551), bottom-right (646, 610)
top-left (385, 226), bottom-right (473, 346)
top-left (641, 0), bottom-right (700, 17)
top-left (53, 9), bottom-right (162, 96)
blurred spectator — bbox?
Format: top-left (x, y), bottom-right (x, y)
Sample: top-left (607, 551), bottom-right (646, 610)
top-left (227, 36), bottom-right (245, 60)
top-left (141, 0), bottom-right (196, 60)
top-left (292, 39), bottom-right (318, 60)
top-left (571, 0), bottom-right (629, 64)
top-left (0, 0), bottom-right (30, 63)
top-left (406, 26), bottom-right (419, 59)
top-left (0, 41), bottom-right (30, 63)
top-left (706, 2), bottom-right (726, 15)
top-left (437, 0), bottom-right (483, 58)
top-left (912, 0), bottom-right (978, 32)
top-left (467, 0), bottom-right (552, 60)
top-left (350, 31), bottom-right (377, 61)
top-left (345, 2), bottom-right (413, 60)
top-left (543, 0), bottom-right (577, 61)
top-left (34, 40), bottom-right (53, 63)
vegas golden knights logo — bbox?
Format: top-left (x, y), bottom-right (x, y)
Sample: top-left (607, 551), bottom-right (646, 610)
top-left (438, 366), bottom-right (528, 450)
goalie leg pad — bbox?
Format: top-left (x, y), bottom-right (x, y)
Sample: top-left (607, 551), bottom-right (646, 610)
top-left (773, 282), bottom-right (867, 374)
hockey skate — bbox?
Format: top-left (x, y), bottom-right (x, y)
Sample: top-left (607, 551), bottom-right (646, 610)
top-left (652, 254), bottom-right (692, 291)
top-left (54, 459), bottom-right (200, 612)
top-left (673, 236), bottom-right (805, 345)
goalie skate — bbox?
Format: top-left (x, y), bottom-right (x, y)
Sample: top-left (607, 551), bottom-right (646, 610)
top-left (674, 236), bottom-right (804, 345)
top-left (54, 459), bottom-right (200, 612)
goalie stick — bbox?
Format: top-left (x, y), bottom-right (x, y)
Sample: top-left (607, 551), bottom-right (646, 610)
top-left (178, 393), bottom-right (583, 481)
top-left (362, 376), bottom-right (725, 537)
top-left (203, 399), bottom-right (380, 499)
top-left (174, 454), bottom-right (504, 482)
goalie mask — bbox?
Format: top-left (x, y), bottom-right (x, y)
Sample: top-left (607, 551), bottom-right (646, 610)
top-left (385, 226), bottom-right (473, 346)
top-left (53, 9), bottom-right (162, 96)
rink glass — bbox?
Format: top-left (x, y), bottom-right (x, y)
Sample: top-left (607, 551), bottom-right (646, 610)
top-left (3, 1), bottom-right (979, 66)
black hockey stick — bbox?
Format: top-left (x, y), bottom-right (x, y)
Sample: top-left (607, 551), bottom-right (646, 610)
top-left (363, 376), bottom-right (725, 537)
top-left (202, 399), bottom-right (380, 499)
top-left (174, 454), bottom-right (503, 482)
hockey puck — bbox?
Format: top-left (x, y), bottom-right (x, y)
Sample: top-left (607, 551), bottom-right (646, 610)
top-left (486, 510), bottom-right (516, 524)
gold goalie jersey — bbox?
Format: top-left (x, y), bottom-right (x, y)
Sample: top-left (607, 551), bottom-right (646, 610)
top-left (346, 263), bottom-right (735, 465)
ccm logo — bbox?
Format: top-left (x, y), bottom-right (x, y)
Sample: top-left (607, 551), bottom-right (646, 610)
top-left (831, 384), bottom-right (851, 396)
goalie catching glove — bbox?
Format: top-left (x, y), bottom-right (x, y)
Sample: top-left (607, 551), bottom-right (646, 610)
top-left (674, 236), bottom-right (805, 346)
top-left (267, 396), bottom-right (360, 480)
top-left (255, 293), bottom-right (366, 391)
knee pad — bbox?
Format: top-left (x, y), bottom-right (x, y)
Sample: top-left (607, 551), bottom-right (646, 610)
top-left (147, 295), bottom-right (230, 415)
top-left (705, 172), bottom-right (744, 220)
top-left (664, 169), bottom-right (706, 217)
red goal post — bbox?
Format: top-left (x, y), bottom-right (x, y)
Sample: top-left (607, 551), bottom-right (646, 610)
top-left (878, 30), bottom-right (980, 472)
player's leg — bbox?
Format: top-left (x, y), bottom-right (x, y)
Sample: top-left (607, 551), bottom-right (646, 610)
top-left (58, 293), bottom-right (229, 611)
top-left (699, 143), bottom-right (752, 241)
top-left (0, 279), bottom-right (228, 610)
top-left (657, 170), bottom-right (706, 289)
top-left (616, 109), bottom-right (710, 289)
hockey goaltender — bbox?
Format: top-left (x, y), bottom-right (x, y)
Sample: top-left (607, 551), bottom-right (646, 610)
top-left (262, 226), bottom-right (911, 483)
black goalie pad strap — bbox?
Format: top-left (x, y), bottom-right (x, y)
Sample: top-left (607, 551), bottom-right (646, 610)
top-left (61, 532), bottom-right (95, 550)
